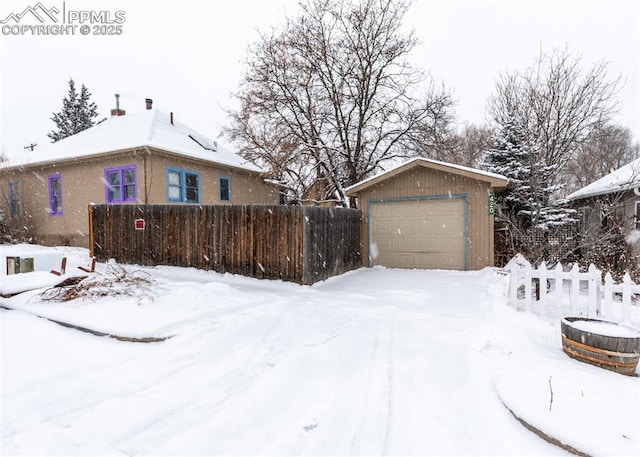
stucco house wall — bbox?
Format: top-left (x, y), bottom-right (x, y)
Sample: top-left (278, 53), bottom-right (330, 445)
top-left (0, 107), bottom-right (279, 247)
top-left (143, 150), bottom-right (277, 206)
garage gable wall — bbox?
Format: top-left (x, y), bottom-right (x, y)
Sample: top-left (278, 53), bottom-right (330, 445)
top-left (353, 165), bottom-right (496, 270)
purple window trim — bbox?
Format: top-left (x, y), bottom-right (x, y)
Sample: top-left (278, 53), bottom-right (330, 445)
top-left (48, 174), bottom-right (63, 216)
top-left (8, 180), bottom-right (20, 218)
top-left (104, 165), bottom-right (137, 203)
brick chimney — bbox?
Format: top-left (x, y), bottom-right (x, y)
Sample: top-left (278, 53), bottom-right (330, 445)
top-left (110, 93), bottom-right (126, 116)
top-left (145, 98), bottom-right (153, 110)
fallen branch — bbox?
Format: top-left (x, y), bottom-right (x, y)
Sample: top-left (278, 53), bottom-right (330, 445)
top-left (499, 396), bottom-right (589, 457)
top-left (39, 263), bottom-right (156, 304)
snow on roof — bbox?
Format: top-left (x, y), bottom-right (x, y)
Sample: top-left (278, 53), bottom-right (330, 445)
top-left (4, 109), bottom-right (261, 173)
top-left (567, 157), bottom-right (640, 201)
top-left (345, 157), bottom-right (508, 194)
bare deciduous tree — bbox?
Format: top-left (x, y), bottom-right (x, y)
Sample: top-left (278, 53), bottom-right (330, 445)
top-left (566, 124), bottom-right (639, 193)
top-left (485, 47), bottom-right (621, 263)
top-left (428, 123), bottom-right (492, 167)
top-left (224, 0), bottom-right (454, 205)
top-left (488, 47), bottom-right (621, 190)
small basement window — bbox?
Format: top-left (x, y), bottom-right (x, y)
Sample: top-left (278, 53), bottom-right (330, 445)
top-left (6, 256), bottom-right (34, 275)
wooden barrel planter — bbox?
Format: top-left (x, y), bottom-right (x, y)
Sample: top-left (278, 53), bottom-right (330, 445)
top-left (561, 317), bottom-right (640, 376)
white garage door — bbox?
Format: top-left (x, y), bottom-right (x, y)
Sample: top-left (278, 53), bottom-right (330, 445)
top-left (369, 198), bottom-right (466, 270)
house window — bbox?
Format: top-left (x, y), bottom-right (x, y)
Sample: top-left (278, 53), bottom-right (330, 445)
top-left (8, 180), bottom-right (20, 218)
top-left (219, 176), bottom-right (231, 201)
top-left (167, 169), bottom-right (182, 201)
top-left (167, 167), bottom-right (200, 203)
top-left (48, 174), bottom-right (63, 215)
top-left (635, 202), bottom-right (640, 230)
top-left (105, 165), bottom-right (137, 203)
top-left (185, 172), bottom-right (199, 202)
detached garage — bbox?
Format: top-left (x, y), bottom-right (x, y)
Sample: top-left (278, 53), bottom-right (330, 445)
top-left (346, 158), bottom-right (508, 270)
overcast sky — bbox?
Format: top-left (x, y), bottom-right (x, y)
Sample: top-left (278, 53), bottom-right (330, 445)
top-left (1, 0), bottom-right (638, 161)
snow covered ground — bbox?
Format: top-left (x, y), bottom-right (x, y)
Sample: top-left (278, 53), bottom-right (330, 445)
top-left (1, 246), bottom-right (638, 456)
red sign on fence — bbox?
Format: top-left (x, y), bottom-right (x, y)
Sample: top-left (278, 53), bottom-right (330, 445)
top-left (134, 219), bottom-right (145, 230)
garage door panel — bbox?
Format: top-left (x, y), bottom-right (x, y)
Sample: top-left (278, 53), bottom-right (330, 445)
top-left (370, 198), bottom-right (466, 270)
top-left (396, 238), bottom-right (415, 250)
top-left (373, 219), bottom-right (395, 232)
top-left (416, 252), bottom-right (460, 270)
top-left (374, 236), bottom-right (393, 249)
top-left (393, 253), bottom-right (418, 266)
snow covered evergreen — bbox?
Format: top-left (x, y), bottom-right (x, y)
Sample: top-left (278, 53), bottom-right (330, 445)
top-left (47, 79), bottom-right (102, 143)
top-left (482, 115), bottom-right (577, 262)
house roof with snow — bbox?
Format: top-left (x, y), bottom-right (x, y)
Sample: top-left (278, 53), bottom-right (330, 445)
top-left (567, 157), bottom-right (640, 201)
top-left (3, 109), bottom-right (260, 173)
top-left (345, 157), bottom-right (508, 194)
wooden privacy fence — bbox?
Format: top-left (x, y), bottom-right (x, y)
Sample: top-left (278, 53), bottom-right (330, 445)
top-left (89, 204), bottom-right (361, 285)
top-left (505, 254), bottom-right (639, 324)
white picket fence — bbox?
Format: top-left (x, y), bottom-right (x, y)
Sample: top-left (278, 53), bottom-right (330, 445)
top-left (504, 254), bottom-right (639, 325)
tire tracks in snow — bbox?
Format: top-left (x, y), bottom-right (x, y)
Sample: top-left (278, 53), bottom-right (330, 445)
top-left (127, 300), bottom-right (363, 455)
top-left (2, 347), bottom-right (197, 445)
top-left (350, 305), bottom-right (396, 455)
top-left (114, 300), bottom-right (311, 453)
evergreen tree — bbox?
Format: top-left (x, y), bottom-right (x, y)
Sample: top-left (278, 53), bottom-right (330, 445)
top-left (482, 115), bottom-right (577, 263)
top-left (47, 78), bottom-right (102, 142)
top-left (76, 83), bottom-right (100, 132)
top-left (481, 116), bottom-right (532, 226)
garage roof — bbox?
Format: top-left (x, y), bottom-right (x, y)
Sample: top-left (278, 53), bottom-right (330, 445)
top-left (345, 157), bottom-right (509, 194)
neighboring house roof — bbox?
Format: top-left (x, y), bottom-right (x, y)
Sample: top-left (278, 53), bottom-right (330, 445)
top-left (3, 109), bottom-right (260, 173)
top-left (345, 157), bottom-right (509, 194)
top-left (567, 157), bottom-right (640, 201)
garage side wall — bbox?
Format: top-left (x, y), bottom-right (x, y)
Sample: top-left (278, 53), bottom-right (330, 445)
top-left (353, 167), bottom-right (496, 270)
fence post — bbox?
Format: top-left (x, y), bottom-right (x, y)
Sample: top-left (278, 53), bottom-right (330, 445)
top-left (504, 256), bottom-right (516, 309)
top-left (603, 272), bottom-right (614, 320)
top-left (554, 262), bottom-right (564, 316)
top-left (524, 260), bottom-right (532, 312)
top-left (506, 254), bottom-right (529, 310)
top-left (570, 264), bottom-right (581, 316)
top-left (538, 261), bottom-right (548, 316)
top-left (509, 271), bottom-right (519, 309)
top-left (587, 263), bottom-right (600, 318)
top-left (622, 273), bottom-right (632, 323)
top-left (88, 204), bottom-right (95, 259)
